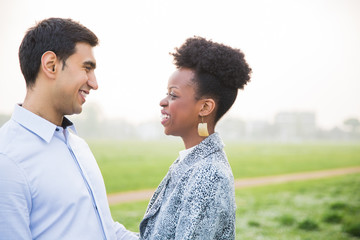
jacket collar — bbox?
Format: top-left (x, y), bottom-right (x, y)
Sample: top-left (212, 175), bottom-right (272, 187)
top-left (170, 132), bottom-right (224, 186)
top-left (183, 132), bottom-right (224, 164)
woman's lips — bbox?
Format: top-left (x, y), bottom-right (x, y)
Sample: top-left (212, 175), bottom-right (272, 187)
top-left (161, 111), bottom-right (170, 125)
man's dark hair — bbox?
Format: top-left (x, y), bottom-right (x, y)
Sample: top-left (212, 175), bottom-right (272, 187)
top-left (171, 36), bottom-right (252, 123)
top-left (19, 18), bottom-right (99, 88)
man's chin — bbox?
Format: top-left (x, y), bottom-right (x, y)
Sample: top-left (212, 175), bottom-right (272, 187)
top-left (66, 107), bottom-right (82, 116)
top-left (75, 109), bottom-right (83, 115)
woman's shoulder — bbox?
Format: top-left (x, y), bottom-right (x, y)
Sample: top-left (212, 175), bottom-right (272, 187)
top-left (186, 152), bottom-right (233, 183)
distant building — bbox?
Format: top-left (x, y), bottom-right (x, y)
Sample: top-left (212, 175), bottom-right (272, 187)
top-left (245, 120), bottom-right (273, 140)
top-left (274, 112), bottom-right (316, 141)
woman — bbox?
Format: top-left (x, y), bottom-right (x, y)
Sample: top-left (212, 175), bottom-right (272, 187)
top-left (139, 36), bottom-right (251, 239)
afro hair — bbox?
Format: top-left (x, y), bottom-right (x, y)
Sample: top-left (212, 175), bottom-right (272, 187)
top-left (171, 36), bottom-right (251, 90)
top-left (170, 36), bottom-right (252, 122)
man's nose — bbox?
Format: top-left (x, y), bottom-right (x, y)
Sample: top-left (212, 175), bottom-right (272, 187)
top-left (88, 75), bottom-right (98, 90)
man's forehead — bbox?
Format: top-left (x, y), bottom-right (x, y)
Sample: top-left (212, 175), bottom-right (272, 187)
top-left (73, 43), bottom-right (96, 61)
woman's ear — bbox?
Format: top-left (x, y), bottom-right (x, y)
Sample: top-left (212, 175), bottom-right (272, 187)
top-left (199, 98), bottom-right (216, 117)
top-left (41, 51), bottom-right (57, 79)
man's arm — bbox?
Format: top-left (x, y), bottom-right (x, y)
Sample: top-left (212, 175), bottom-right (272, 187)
top-left (113, 221), bottom-right (139, 240)
top-left (0, 154), bottom-right (32, 240)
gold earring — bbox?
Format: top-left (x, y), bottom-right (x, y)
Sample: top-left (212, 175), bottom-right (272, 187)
top-left (198, 116), bottom-right (209, 137)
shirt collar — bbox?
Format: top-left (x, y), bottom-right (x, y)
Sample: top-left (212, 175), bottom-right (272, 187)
top-left (12, 104), bottom-right (75, 143)
top-left (178, 146), bottom-right (196, 162)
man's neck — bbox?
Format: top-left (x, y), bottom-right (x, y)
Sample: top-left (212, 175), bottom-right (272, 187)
top-left (22, 88), bottom-right (63, 126)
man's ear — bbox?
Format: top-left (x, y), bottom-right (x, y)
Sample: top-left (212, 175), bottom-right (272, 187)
top-left (41, 51), bottom-right (57, 78)
top-left (199, 98), bottom-right (216, 117)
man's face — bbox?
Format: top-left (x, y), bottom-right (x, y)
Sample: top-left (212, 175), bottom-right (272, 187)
top-left (53, 42), bottom-right (98, 116)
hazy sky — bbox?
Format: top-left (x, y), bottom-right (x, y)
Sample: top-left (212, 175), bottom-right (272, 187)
top-left (1, 0), bottom-right (359, 129)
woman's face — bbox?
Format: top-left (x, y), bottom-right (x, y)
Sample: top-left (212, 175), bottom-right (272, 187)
top-left (160, 68), bottom-right (203, 138)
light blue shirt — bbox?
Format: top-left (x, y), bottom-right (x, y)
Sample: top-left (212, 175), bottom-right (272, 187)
top-left (0, 105), bottom-right (138, 240)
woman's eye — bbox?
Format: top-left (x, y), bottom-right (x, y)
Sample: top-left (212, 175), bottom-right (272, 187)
top-left (167, 92), bottom-right (177, 99)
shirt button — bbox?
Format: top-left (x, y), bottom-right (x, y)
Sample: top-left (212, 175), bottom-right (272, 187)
top-left (56, 128), bottom-right (59, 131)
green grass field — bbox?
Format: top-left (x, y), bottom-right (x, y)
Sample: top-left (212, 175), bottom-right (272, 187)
top-left (235, 173), bottom-right (360, 239)
top-left (89, 140), bottom-right (360, 238)
top-left (110, 174), bottom-right (360, 239)
top-left (89, 140), bottom-right (360, 193)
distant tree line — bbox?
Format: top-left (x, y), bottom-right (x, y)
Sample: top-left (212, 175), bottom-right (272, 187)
top-left (1, 105), bottom-right (359, 142)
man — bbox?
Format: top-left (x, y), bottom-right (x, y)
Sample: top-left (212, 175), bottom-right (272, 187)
top-left (0, 18), bottom-right (138, 239)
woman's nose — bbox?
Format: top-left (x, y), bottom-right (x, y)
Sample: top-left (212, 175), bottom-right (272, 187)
top-left (160, 97), bottom-right (168, 107)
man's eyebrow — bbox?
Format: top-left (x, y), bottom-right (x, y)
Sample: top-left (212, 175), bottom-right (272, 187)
top-left (83, 61), bottom-right (96, 69)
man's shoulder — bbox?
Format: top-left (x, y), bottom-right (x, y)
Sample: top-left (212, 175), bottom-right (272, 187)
top-left (0, 120), bottom-right (17, 151)
top-left (0, 120), bottom-right (26, 177)
top-left (0, 118), bottom-right (41, 159)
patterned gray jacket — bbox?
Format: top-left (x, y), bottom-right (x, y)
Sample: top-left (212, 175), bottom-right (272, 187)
top-left (139, 133), bottom-right (236, 239)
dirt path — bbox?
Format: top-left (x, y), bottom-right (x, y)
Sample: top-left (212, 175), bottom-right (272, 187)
top-left (107, 166), bottom-right (360, 205)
